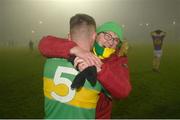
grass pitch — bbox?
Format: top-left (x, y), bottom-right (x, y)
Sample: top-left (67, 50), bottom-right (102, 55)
top-left (0, 42), bottom-right (179, 118)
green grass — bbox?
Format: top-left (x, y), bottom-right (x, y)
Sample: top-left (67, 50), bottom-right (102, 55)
top-left (0, 43), bottom-right (179, 118)
top-left (0, 48), bottom-right (45, 118)
top-left (112, 42), bottom-right (180, 118)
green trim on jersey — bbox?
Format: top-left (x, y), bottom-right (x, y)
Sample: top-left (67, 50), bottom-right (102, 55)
top-left (43, 58), bottom-right (103, 119)
top-left (45, 97), bottom-right (95, 119)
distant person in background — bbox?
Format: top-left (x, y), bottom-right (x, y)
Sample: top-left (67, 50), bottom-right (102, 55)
top-left (8, 40), bottom-right (14, 47)
top-left (151, 29), bottom-right (166, 72)
top-left (29, 40), bottom-right (34, 51)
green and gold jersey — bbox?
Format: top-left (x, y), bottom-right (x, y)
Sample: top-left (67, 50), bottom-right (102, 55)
top-left (43, 58), bottom-right (103, 119)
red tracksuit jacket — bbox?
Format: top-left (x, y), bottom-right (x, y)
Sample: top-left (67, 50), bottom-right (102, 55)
top-left (39, 36), bottom-right (132, 119)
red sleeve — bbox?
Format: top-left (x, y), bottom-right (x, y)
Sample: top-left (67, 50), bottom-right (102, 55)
top-left (97, 55), bottom-right (132, 99)
top-left (96, 93), bottom-right (112, 119)
top-left (38, 35), bottom-right (77, 58)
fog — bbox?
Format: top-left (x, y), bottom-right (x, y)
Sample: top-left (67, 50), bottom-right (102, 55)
top-left (0, 0), bottom-right (179, 46)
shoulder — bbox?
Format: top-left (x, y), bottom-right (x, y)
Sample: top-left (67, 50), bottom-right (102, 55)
top-left (43, 35), bottom-right (68, 41)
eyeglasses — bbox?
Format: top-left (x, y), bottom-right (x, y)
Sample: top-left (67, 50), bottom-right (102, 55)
top-left (101, 32), bottom-right (120, 44)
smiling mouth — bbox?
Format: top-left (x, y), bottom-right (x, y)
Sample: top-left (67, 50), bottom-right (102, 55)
top-left (98, 43), bottom-right (106, 48)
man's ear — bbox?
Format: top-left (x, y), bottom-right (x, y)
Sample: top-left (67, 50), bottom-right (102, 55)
top-left (67, 33), bottom-right (71, 41)
top-left (92, 32), bottom-right (97, 40)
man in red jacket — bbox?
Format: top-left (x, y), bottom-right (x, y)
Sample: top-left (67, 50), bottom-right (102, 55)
top-left (39, 21), bottom-right (132, 119)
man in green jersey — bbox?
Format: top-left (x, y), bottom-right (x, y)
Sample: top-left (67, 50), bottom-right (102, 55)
top-left (43, 13), bottom-right (104, 119)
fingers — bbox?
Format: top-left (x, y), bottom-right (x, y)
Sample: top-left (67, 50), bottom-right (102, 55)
top-left (74, 57), bottom-right (84, 68)
top-left (96, 66), bottom-right (102, 73)
top-left (74, 57), bottom-right (89, 71)
top-left (78, 62), bottom-right (89, 72)
top-left (73, 52), bottom-right (103, 72)
top-left (71, 47), bottom-right (102, 67)
top-left (83, 53), bottom-right (102, 67)
top-left (91, 54), bottom-right (103, 66)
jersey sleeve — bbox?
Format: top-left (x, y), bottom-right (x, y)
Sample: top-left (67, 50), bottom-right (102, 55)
top-left (97, 55), bottom-right (132, 99)
top-left (38, 35), bottom-right (77, 58)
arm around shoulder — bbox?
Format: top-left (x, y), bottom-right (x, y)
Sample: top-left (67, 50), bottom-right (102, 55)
top-left (38, 35), bottom-right (77, 58)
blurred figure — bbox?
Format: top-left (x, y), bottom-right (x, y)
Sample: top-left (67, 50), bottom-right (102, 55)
top-left (151, 29), bottom-right (166, 72)
top-left (119, 39), bottom-right (130, 57)
top-left (29, 40), bottom-right (34, 51)
top-left (8, 40), bottom-right (14, 47)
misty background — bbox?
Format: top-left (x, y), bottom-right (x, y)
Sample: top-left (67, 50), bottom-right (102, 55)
top-left (0, 0), bottom-right (179, 47)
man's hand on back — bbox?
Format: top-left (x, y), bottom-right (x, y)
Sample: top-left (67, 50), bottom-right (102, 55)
top-left (70, 46), bottom-right (102, 67)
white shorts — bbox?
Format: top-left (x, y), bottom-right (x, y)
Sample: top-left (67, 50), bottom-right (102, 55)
top-left (154, 50), bottom-right (162, 58)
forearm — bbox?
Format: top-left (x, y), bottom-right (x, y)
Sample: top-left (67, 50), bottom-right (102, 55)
top-left (38, 35), bottom-right (76, 58)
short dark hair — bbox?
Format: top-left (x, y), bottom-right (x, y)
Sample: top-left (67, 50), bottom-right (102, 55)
top-left (69, 13), bottom-right (96, 38)
top-left (70, 13), bottom-right (96, 29)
